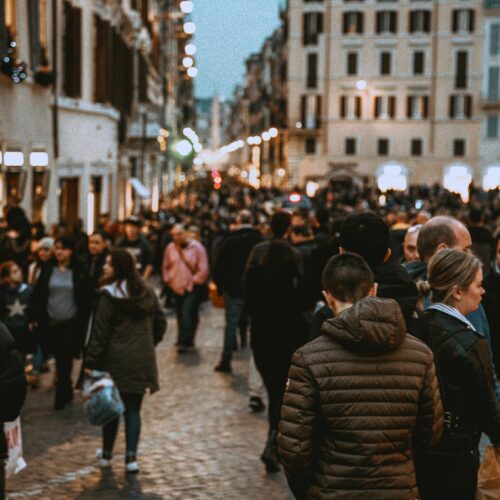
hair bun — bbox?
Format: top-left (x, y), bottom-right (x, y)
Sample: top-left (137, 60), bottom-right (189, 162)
top-left (417, 280), bottom-right (431, 296)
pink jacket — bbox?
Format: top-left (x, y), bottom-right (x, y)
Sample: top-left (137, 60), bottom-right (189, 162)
top-left (162, 239), bottom-right (209, 295)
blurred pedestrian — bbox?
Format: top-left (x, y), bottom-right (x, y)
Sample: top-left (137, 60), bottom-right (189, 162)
top-left (243, 211), bottom-right (308, 473)
top-left (402, 224), bottom-right (421, 263)
top-left (416, 249), bottom-right (500, 499)
top-left (87, 231), bottom-right (109, 290)
top-left (279, 253), bottom-right (442, 499)
top-left (0, 261), bottom-right (34, 361)
top-left (27, 237), bottom-right (54, 285)
top-left (213, 210), bottom-right (263, 373)
top-left (84, 249), bottom-right (166, 474)
top-left (31, 236), bottom-right (92, 410)
top-left (162, 224), bottom-right (208, 353)
top-left (117, 217), bottom-right (154, 280)
top-left (0, 321), bottom-right (27, 498)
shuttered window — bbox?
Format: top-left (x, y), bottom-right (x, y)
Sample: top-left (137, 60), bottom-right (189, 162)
top-left (0, 0), bottom-right (7, 53)
top-left (490, 24), bottom-right (500, 56)
top-left (380, 52), bottom-right (392, 75)
top-left (488, 67), bottom-right (500, 101)
top-left (343, 12), bottom-right (363, 34)
top-left (346, 52), bottom-right (358, 75)
top-left (413, 51), bottom-right (425, 75)
top-left (455, 51), bottom-right (468, 89)
top-left (409, 10), bottom-right (431, 33)
top-left (63, 1), bottom-right (82, 98)
top-left (307, 52), bottom-right (318, 88)
top-left (376, 11), bottom-right (397, 34)
top-left (28, 0), bottom-right (42, 69)
top-left (303, 12), bottom-right (323, 45)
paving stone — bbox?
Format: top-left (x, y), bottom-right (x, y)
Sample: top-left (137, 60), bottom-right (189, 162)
top-left (6, 304), bottom-right (293, 499)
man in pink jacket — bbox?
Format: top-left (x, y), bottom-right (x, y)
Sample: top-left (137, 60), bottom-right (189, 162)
top-left (162, 224), bottom-right (209, 353)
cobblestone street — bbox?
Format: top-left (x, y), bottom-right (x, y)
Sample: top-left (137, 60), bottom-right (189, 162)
top-left (6, 304), bottom-right (292, 499)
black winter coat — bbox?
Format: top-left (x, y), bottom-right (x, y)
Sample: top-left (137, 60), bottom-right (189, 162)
top-left (279, 298), bottom-right (443, 499)
top-left (30, 260), bottom-right (92, 355)
top-left (84, 286), bottom-right (166, 394)
top-left (213, 226), bottom-right (263, 298)
top-left (0, 322), bottom-right (27, 458)
top-left (483, 263), bottom-right (500, 380)
top-left (416, 309), bottom-right (500, 499)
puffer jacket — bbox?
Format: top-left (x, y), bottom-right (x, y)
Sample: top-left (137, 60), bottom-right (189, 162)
top-left (278, 297), bottom-right (443, 500)
top-left (84, 283), bottom-right (167, 394)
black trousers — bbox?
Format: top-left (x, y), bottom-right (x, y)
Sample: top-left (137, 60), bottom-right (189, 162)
top-left (253, 350), bottom-right (291, 431)
top-left (416, 446), bottom-right (480, 500)
top-left (0, 457), bottom-right (5, 500)
top-left (49, 319), bottom-right (79, 405)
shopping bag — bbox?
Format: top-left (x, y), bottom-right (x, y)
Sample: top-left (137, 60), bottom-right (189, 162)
top-left (83, 370), bottom-right (124, 427)
top-left (476, 445), bottom-right (500, 500)
top-left (4, 418), bottom-right (27, 478)
top-left (208, 282), bottom-right (225, 309)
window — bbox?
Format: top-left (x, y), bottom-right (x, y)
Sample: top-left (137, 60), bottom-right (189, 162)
top-left (301, 94), bottom-right (322, 128)
top-left (490, 24), bottom-right (500, 56)
top-left (413, 51), bottom-right (425, 75)
top-left (449, 94), bottom-right (473, 119)
top-left (343, 12), bottom-right (363, 34)
top-left (487, 115), bottom-right (499, 139)
top-left (407, 95), bottom-right (429, 119)
top-left (455, 51), bottom-right (468, 89)
top-left (452, 9), bottom-right (475, 33)
top-left (488, 66), bottom-right (500, 101)
top-left (307, 53), bottom-right (318, 88)
top-left (345, 138), bottom-right (357, 155)
top-left (303, 12), bottom-right (323, 45)
top-left (63, 1), bottom-right (82, 98)
top-left (305, 138), bottom-right (317, 154)
top-left (376, 11), bottom-right (397, 34)
top-left (378, 138), bottom-right (389, 156)
top-left (409, 10), bottom-right (431, 33)
top-left (374, 96), bottom-right (396, 119)
top-left (28, 0), bottom-right (49, 70)
top-left (340, 95), bottom-right (362, 119)
top-left (411, 138), bottom-right (423, 156)
top-left (346, 51), bottom-right (358, 75)
top-left (453, 139), bottom-right (465, 157)
top-left (380, 52), bottom-right (392, 75)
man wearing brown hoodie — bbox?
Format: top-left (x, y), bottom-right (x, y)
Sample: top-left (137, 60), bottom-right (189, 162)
top-left (278, 253), bottom-right (443, 499)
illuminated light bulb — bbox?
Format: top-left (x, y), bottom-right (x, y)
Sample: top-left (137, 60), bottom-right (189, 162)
top-left (187, 67), bottom-right (198, 78)
top-left (180, 1), bottom-right (194, 14)
top-left (182, 57), bottom-right (194, 68)
top-left (183, 22), bottom-right (196, 34)
top-left (185, 44), bottom-right (197, 56)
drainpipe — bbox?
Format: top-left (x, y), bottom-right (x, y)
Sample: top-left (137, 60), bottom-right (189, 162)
top-left (52, 0), bottom-right (59, 160)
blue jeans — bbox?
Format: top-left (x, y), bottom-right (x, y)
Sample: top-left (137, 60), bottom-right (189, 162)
top-left (103, 392), bottom-right (144, 459)
top-left (174, 286), bottom-right (203, 347)
top-left (221, 293), bottom-right (246, 364)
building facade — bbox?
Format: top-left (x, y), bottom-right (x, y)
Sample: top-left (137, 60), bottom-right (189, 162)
top-left (287, 0), bottom-right (486, 190)
top-left (0, 0), bottom-right (193, 229)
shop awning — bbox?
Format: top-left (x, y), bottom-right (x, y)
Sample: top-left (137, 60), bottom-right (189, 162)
top-left (130, 177), bottom-right (151, 199)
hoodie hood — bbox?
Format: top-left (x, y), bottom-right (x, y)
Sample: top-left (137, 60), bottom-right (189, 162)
top-left (322, 297), bottom-right (406, 354)
top-left (101, 281), bottom-right (156, 319)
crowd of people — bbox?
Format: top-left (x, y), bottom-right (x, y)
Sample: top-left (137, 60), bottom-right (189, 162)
top-left (2, 178), bottom-right (500, 498)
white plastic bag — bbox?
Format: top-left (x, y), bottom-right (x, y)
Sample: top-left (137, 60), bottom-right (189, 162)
top-left (83, 370), bottom-right (124, 426)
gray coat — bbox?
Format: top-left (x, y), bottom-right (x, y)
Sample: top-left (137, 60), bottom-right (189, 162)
top-left (85, 285), bottom-right (166, 394)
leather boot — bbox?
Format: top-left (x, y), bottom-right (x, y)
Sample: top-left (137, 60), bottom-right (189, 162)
top-left (260, 429), bottom-right (281, 473)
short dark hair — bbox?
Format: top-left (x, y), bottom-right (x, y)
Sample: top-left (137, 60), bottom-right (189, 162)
top-left (237, 209), bottom-right (253, 225)
top-left (339, 213), bottom-right (389, 270)
top-left (271, 211), bottom-right (292, 239)
top-left (417, 216), bottom-right (458, 262)
top-left (469, 208), bottom-right (483, 224)
top-left (55, 235), bottom-right (76, 251)
top-left (322, 253), bottom-right (374, 303)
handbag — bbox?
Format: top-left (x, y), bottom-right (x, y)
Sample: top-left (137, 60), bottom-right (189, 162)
top-left (477, 446), bottom-right (500, 500)
top-left (83, 370), bottom-right (124, 426)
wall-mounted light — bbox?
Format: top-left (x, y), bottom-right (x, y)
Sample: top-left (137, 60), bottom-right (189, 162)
top-left (4, 152), bottom-right (24, 167)
top-left (30, 152), bottom-right (49, 167)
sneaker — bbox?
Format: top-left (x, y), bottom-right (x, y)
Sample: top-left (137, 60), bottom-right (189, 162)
top-left (99, 458), bottom-right (112, 469)
top-left (249, 396), bottom-right (265, 413)
top-left (126, 461), bottom-right (139, 474)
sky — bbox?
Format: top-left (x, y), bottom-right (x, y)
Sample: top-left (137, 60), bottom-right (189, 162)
top-left (193, 0), bottom-right (283, 99)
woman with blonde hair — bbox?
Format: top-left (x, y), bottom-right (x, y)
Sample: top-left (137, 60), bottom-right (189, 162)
top-left (416, 248), bottom-right (500, 499)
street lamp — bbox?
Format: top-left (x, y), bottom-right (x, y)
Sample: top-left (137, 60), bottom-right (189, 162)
top-left (183, 22), bottom-right (196, 35)
top-left (356, 79), bottom-right (367, 91)
top-left (174, 139), bottom-right (194, 157)
top-left (269, 127), bottom-right (278, 138)
top-left (262, 131), bottom-right (271, 142)
top-left (185, 43), bottom-right (197, 56)
top-left (180, 1), bottom-right (194, 14)
top-left (187, 67), bottom-right (198, 78)
top-left (182, 56), bottom-right (194, 68)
